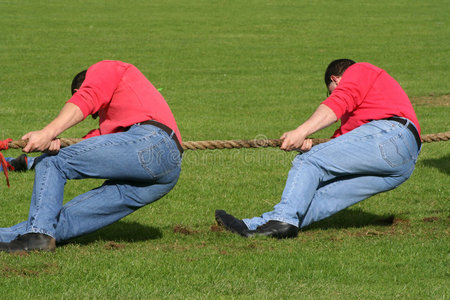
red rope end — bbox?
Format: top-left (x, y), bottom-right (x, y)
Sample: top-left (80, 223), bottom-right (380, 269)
top-left (0, 138), bottom-right (12, 151)
top-left (0, 152), bottom-right (10, 188)
top-left (0, 138), bottom-right (13, 187)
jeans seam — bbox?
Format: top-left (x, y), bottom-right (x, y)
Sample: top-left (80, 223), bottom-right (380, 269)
top-left (62, 185), bottom-right (107, 210)
top-left (28, 159), bottom-right (50, 232)
top-left (280, 159), bottom-right (304, 217)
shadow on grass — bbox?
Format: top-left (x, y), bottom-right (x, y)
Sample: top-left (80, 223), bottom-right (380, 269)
top-left (304, 208), bottom-right (396, 231)
top-left (60, 221), bottom-right (162, 246)
top-left (420, 153), bottom-right (450, 175)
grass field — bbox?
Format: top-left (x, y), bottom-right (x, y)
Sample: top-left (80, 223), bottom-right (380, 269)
top-left (0, 0), bottom-right (449, 299)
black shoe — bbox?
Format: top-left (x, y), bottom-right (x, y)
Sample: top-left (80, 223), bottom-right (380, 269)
top-left (9, 154), bottom-right (28, 172)
top-left (215, 210), bottom-right (253, 237)
top-left (253, 220), bottom-right (299, 239)
top-left (0, 233), bottom-right (56, 253)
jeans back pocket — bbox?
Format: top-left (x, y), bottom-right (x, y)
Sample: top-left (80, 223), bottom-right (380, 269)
top-left (379, 133), bottom-right (415, 168)
top-left (138, 137), bottom-right (181, 178)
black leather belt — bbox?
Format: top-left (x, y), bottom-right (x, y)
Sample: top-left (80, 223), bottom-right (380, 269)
top-left (385, 117), bottom-right (421, 150)
top-left (139, 120), bottom-right (183, 155)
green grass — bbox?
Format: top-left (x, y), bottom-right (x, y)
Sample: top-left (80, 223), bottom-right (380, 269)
top-left (0, 0), bottom-right (449, 299)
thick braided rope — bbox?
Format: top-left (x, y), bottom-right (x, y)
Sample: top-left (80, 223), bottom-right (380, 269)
top-left (420, 132), bottom-right (450, 143)
top-left (7, 138), bottom-right (84, 150)
top-left (6, 132), bottom-right (450, 151)
top-left (181, 138), bottom-right (331, 150)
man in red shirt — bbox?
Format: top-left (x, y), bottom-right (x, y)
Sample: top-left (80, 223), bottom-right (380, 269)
top-left (216, 59), bottom-right (421, 238)
top-left (0, 60), bottom-right (183, 252)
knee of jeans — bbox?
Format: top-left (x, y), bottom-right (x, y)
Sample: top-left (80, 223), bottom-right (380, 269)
top-left (137, 179), bottom-right (178, 206)
top-left (292, 154), bottom-right (303, 166)
top-left (292, 153), bottom-right (316, 168)
top-left (34, 154), bottom-right (65, 174)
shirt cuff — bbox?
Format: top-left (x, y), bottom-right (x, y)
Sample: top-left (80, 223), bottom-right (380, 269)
top-left (67, 96), bottom-right (92, 119)
top-left (321, 98), bottom-right (344, 120)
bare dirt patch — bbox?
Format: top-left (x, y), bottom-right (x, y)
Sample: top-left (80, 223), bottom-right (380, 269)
top-left (173, 225), bottom-right (199, 235)
top-left (392, 217), bottom-right (410, 226)
top-left (104, 241), bottom-right (126, 250)
top-left (423, 216), bottom-right (439, 222)
top-left (410, 94), bottom-right (450, 107)
top-left (210, 224), bottom-right (224, 232)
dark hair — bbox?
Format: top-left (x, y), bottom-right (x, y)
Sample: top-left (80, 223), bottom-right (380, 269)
top-left (71, 70), bottom-right (87, 95)
top-left (324, 59), bottom-right (356, 86)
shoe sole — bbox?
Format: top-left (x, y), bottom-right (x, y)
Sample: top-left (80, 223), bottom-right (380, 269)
top-left (0, 237), bottom-right (56, 253)
top-left (215, 210), bottom-right (252, 238)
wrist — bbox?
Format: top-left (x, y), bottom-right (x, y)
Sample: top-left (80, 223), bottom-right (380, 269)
top-left (41, 126), bottom-right (59, 140)
top-left (295, 125), bottom-right (312, 138)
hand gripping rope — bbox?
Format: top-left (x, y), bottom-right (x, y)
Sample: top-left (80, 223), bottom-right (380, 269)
top-left (1, 131), bottom-right (449, 187)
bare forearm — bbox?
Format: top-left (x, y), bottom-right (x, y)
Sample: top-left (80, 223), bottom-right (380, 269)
top-left (280, 104), bottom-right (337, 151)
top-left (296, 104), bottom-right (337, 137)
top-left (22, 103), bottom-right (84, 152)
top-left (41, 103), bottom-right (85, 139)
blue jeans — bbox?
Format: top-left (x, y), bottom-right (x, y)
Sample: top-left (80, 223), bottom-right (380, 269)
top-left (0, 124), bottom-right (182, 242)
top-left (243, 118), bottom-right (421, 230)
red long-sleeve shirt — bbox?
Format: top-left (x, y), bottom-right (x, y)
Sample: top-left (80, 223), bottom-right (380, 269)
top-left (67, 60), bottom-right (182, 143)
top-left (322, 62), bottom-right (420, 138)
